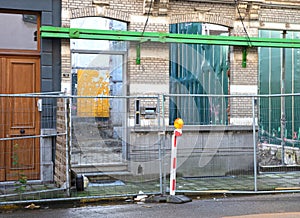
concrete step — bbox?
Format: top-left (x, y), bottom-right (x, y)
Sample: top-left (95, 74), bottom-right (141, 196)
top-left (82, 171), bottom-right (133, 182)
top-left (72, 162), bottom-right (128, 174)
top-left (259, 165), bottom-right (300, 173)
top-left (72, 139), bottom-right (121, 149)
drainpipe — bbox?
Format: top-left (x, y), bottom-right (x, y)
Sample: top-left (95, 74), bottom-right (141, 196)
top-left (281, 30), bottom-right (286, 165)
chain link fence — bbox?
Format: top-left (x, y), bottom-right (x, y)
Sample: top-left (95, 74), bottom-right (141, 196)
top-left (1, 93), bottom-right (300, 204)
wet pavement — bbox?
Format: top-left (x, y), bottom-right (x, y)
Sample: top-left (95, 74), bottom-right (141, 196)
top-left (1, 193), bottom-right (300, 218)
top-left (1, 171), bottom-right (300, 205)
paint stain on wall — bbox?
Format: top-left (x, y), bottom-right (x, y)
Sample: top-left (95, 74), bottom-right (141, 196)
top-left (77, 69), bottom-right (110, 117)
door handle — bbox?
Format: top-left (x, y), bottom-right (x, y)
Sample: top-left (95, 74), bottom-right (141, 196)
top-left (37, 99), bottom-right (42, 111)
top-left (20, 129), bottom-right (25, 134)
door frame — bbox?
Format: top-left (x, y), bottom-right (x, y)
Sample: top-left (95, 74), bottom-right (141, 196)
top-left (0, 10), bottom-right (41, 181)
top-left (71, 49), bottom-right (129, 161)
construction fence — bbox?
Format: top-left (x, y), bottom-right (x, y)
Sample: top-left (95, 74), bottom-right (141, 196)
top-left (1, 93), bottom-right (300, 204)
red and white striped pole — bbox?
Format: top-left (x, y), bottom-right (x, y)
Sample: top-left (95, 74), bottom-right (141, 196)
top-left (169, 118), bottom-right (184, 196)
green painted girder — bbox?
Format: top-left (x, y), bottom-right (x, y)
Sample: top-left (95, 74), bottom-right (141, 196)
top-left (40, 26), bottom-right (300, 48)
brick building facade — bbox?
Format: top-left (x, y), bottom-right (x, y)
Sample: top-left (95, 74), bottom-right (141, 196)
top-left (60, 0), bottom-right (300, 125)
top-left (55, 0), bottom-right (300, 179)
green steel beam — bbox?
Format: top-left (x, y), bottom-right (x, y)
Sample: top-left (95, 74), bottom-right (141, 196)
top-left (40, 26), bottom-right (300, 48)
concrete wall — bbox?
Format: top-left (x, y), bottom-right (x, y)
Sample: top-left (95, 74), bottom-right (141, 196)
top-left (129, 126), bottom-right (255, 177)
top-left (177, 127), bottom-right (254, 177)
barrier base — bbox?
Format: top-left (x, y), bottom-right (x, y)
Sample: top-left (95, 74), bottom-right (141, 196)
top-left (167, 195), bottom-right (192, 204)
top-left (145, 195), bottom-right (192, 204)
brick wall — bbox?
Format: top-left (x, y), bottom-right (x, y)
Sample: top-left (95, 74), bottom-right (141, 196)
top-left (230, 47), bottom-right (258, 86)
top-left (61, 39), bottom-right (71, 80)
top-left (169, 1), bottom-right (235, 26)
top-left (55, 98), bottom-right (68, 186)
top-left (60, 0), bottom-right (300, 125)
top-left (260, 8), bottom-right (300, 24)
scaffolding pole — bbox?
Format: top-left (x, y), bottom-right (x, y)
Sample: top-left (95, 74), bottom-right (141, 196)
top-left (40, 26), bottom-right (300, 48)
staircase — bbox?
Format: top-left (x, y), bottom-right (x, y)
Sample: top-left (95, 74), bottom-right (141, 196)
top-left (70, 117), bottom-right (131, 181)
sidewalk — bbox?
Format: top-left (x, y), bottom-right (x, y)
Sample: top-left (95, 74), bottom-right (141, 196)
top-left (1, 172), bottom-right (300, 204)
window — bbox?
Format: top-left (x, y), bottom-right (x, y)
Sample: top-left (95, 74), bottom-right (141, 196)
top-left (70, 17), bottom-right (127, 122)
top-left (259, 30), bottom-right (300, 145)
top-left (0, 12), bottom-right (38, 50)
top-left (169, 23), bottom-right (229, 125)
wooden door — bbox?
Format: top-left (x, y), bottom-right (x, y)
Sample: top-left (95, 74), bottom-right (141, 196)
top-left (0, 56), bottom-right (40, 181)
top-left (0, 59), bottom-right (5, 180)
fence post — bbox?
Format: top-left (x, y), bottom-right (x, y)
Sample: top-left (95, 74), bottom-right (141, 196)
top-left (280, 30), bottom-right (286, 165)
top-left (252, 97), bottom-right (257, 192)
top-left (161, 95), bottom-right (167, 195)
top-left (65, 97), bottom-right (71, 197)
top-left (157, 95), bottom-right (164, 194)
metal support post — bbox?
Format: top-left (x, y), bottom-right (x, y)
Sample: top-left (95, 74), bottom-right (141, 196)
top-left (252, 97), bottom-right (257, 192)
top-left (281, 30), bottom-right (286, 165)
top-left (65, 97), bottom-right (71, 197)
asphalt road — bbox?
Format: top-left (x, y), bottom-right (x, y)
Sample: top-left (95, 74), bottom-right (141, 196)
top-left (1, 193), bottom-right (300, 218)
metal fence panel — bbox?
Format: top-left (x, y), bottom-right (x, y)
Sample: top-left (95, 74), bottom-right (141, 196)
top-left (162, 94), bottom-right (256, 193)
top-left (257, 94), bottom-right (300, 192)
top-left (70, 95), bottom-right (162, 197)
top-left (1, 93), bottom-right (300, 204)
top-left (0, 93), bottom-right (67, 203)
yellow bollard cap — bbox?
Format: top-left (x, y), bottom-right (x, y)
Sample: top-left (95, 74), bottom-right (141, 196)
top-left (174, 118), bottom-right (184, 129)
